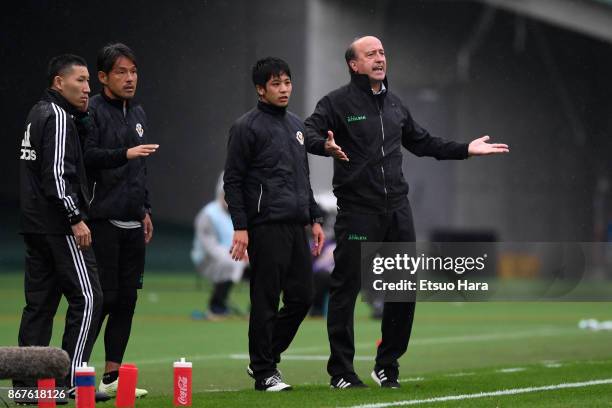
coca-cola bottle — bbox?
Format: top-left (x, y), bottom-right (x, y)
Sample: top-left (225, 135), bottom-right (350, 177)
top-left (173, 358), bottom-right (192, 406)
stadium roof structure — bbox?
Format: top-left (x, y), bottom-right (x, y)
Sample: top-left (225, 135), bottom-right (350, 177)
top-left (481, 0), bottom-right (612, 43)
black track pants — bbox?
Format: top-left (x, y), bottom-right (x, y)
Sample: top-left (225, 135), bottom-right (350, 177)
top-left (327, 202), bottom-right (416, 378)
top-left (90, 220), bottom-right (144, 364)
top-left (19, 234), bottom-right (103, 387)
top-left (247, 223), bottom-right (313, 380)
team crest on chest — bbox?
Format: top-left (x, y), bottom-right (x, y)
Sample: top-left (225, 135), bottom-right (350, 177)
top-left (296, 131), bottom-right (304, 145)
top-left (135, 123), bottom-right (144, 137)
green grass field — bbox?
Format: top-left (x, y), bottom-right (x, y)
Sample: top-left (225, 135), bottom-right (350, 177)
top-left (1, 272), bottom-right (611, 407)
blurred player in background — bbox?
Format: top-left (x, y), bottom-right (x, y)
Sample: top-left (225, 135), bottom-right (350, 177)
top-left (191, 172), bottom-right (248, 320)
top-left (309, 192), bottom-right (336, 317)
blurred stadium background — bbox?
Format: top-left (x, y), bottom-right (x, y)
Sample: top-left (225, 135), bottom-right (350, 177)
top-left (1, 0), bottom-right (612, 406)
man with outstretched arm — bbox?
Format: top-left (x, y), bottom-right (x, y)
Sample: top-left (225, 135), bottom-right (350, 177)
top-left (305, 35), bottom-right (509, 389)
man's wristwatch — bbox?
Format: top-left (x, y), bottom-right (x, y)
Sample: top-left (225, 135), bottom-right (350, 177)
top-left (312, 216), bottom-right (324, 226)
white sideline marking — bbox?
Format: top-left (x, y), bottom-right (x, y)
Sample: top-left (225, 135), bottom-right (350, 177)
top-left (289, 327), bottom-right (575, 354)
top-left (203, 388), bottom-right (240, 393)
top-left (110, 327), bottom-right (592, 366)
top-left (116, 353), bottom-right (231, 365)
top-left (399, 377), bottom-right (425, 382)
top-left (406, 328), bottom-right (570, 346)
top-left (444, 372), bottom-right (475, 377)
top-left (229, 354), bottom-right (374, 361)
top-left (541, 360), bottom-right (563, 368)
top-left (343, 378), bottom-right (612, 408)
top-left (497, 367), bottom-right (526, 373)
top-left (586, 360), bottom-right (609, 365)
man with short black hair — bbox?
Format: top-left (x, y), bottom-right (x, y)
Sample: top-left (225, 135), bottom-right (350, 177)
top-left (224, 57), bottom-right (325, 391)
top-left (18, 53), bottom-right (104, 395)
top-left (84, 43), bottom-right (157, 398)
top-left (305, 36), bottom-right (509, 389)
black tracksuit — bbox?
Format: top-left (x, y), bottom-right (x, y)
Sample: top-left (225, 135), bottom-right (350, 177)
top-left (224, 101), bottom-right (322, 229)
top-left (85, 93), bottom-right (151, 221)
top-left (305, 73), bottom-right (468, 379)
top-left (18, 89), bottom-right (102, 387)
top-left (224, 101), bottom-right (322, 381)
top-left (84, 92), bottom-right (151, 364)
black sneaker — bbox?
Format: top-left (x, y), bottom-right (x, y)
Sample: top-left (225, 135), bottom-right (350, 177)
top-left (330, 375), bottom-right (367, 389)
top-left (371, 367), bottom-right (400, 388)
top-left (254, 372), bottom-right (292, 392)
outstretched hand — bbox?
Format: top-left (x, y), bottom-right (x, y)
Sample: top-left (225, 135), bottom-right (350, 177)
top-left (324, 130), bottom-right (349, 161)
top-left (468, 135), bottom-right (509, 156)
top-left (127, 144), bottom-right (159, 159)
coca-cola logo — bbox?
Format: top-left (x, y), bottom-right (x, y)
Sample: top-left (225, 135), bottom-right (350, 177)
top-left (177, 376), bottom-right (188, 405)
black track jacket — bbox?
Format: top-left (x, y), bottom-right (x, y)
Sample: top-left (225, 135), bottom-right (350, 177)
top-left (20, 89), bottom-right (90, 234)
top-left (224, 101), bottom-right (322, 230)
top-left (84, 92), bottom-right (151, 221)
top-left (305, 73), bottom-right (469, 213)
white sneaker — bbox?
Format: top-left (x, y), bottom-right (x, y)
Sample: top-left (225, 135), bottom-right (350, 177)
top-left (254, 372), bottom-right (292, 392)
top-left (98, 378), bottom-right (148, 398)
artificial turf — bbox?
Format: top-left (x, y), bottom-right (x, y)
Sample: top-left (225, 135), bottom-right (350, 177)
top-left (1, 273), bottom-right (611, 407)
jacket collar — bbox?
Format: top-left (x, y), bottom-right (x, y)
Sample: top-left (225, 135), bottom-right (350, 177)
top-left (43, 88), bottom-right (81, 116)
top-left (101, 90), bottom-right (130, 112)
top-left (257, 100), bottom-right (287, 116)
top-left (350, 72), bottom-right (389, 95)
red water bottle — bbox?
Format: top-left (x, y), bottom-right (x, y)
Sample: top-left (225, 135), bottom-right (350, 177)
top-left (37, 378), bottom-right (55, 408)
top-left (173, 358), bottom-right (192, 406)
top-left (74, 363), bottom-right (95, 408)
top-left (115, 364), bottom-right (138, 408)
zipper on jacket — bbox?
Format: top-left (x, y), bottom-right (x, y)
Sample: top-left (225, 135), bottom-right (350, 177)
top-left (257, 184), bottom-right (263, 213)
top-left (88, 182), bottom-right (97, 206)
top-left (377, 102), bottom-right (389, 206)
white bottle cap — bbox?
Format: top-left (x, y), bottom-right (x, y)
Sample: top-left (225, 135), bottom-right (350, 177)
top-left (75, 362), bottom-right (95, 373)
top-left (173, 357), bottom-right (192, 368)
